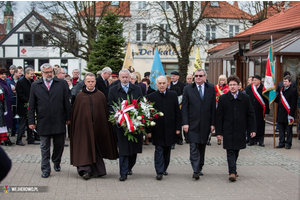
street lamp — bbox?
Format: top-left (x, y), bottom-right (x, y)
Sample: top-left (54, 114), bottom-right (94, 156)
top-left (155, 40), bottom-right (158, 48)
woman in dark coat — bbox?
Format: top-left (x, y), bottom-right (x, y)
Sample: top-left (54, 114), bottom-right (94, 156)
top-left (0, 68), bottom-right (14, 146)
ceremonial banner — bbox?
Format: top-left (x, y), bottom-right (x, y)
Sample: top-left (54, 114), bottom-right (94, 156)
top-left (262, 44), bottom-right (276, 107)
top-left (193, 47), bottom-right (202, 72)
top-left (122, 41), bottom-right (134, 72)
top-left (150, 48), bottom-right (165, 90)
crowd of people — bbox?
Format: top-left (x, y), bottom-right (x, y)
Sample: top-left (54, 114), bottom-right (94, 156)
top-left (0, 63), bottom-right (299, 183)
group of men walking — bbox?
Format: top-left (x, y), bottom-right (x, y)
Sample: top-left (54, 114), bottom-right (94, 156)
top-left (25, 63), bottom-right (298, 183)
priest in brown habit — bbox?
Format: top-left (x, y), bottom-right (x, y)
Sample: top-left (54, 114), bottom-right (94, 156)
top-left (70, 72), bottom-right (118, 180)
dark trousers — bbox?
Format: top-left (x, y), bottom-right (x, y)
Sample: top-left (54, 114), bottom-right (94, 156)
top-left (16, 115), bottom-right (34, 143)
top-left (189, 143), bottom-right (206, 173)
top-left (177, 128), bottom-right (183, 143)
top-left (40, 133), bottom-right (65, 173)
top-left (278, 122), bottom-right (293, 147)
top-left (12, 107), bottom-right (19, 134)
top-left (119, 154), bottom-right (137, 176)
top-left (154, 146), bottom-right (171, 174)
top-left (226, 149), bottom-right (239, 175)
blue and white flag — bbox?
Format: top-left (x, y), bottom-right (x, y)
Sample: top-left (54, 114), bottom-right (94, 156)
top-left (150, 48), bottom-right (165, 90)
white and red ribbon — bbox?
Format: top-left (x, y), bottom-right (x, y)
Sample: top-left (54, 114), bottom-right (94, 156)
top-left (251, 84), bottom-right (266, 119)
top-left (114, 100), bottom-right (136, 132)
top-left (280, 88), bottom-right (294, 125)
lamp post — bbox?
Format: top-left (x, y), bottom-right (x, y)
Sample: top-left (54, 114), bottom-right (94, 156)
top-left (155, 40), bottom-right (158, 48)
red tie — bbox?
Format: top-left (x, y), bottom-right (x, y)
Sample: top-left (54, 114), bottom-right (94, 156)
top-left (46, 82), bottom-right (50, 90)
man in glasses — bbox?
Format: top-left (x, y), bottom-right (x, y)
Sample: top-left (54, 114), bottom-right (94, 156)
top-left (182, 69), bottom-right (216, 180)
top-left (216, 75), bottom-right (256, 182)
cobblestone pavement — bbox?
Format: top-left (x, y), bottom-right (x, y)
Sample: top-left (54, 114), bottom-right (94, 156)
top-left (1, 124), bottom-right (299, 199)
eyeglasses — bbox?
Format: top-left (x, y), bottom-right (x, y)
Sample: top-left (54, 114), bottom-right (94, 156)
top-left (195, 75), bottom-right (205, 77)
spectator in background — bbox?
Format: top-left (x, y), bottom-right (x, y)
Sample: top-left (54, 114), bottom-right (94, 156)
top-left (96, 67), bottom-right (111, 99)
top-left (186, 74), bottom-right (193, 85)
top-left (96, 70), bottom-right (102, 77)
top-left (72, 69), bottom-right (81, 87)
top-left (111, 72), bottom-right (119, 83)
top-left (142, 78), bottom-right (155, 97)
top-left (8, 65), bottom-right (17, 78)
top-left (17, 66), bottom-right (24, 78)
top-left (144, 72), bottom-right (150, 80)
top-left (53, 64), bottom-right (60, 76)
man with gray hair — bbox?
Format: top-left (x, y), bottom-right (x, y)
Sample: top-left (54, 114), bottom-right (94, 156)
top-left (72, 69), bottom-right (81, 87)
top-left (28, 63), bottom-right (71, 178)
top-left (107, 69), bottom-right (143, 181)
top-left (96, 66), bottom-right (112, 99)
top-left (56, 68), bottom-right (66, 79)
top-left (16, 67), bottom-right (39, 146)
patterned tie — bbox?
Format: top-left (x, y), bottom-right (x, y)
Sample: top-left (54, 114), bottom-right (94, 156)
top-left (123, 86), bottom-right (128, 93)
top-left (46, 81), bottom-right (50, 90)
top-left (198, 85), bottom-right (203, 99)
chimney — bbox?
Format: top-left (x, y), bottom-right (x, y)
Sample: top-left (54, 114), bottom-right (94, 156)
top-left (52, 14), bottom-right (67, 27)
top-left (233, 1), bottom-right (239, 9)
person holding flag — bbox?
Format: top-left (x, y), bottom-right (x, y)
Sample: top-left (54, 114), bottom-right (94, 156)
top-left (245, 75), bottom-right (269, 147)
top-left (275, 75), bottom-right (297, 149)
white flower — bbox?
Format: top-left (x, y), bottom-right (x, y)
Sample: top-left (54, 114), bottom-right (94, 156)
top-left (136, 116), bottom-right (142, 120)
top-left (150, 121), bottom-right (156, 126)
top-left (159, 112), bottom-right (164, 116)
top-left (150, 108), bottom-right (155, 110)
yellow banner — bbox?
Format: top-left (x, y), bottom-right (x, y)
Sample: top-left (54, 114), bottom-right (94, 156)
top-left (194, 47), bottom-right (202, 72)
top-left (122, 41), bottom-right (134, 72)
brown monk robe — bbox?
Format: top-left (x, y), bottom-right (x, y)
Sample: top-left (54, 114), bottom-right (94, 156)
top-left (70, 73), bottom-right (118, 180)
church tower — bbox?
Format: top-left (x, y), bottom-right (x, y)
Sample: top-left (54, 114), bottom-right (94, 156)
top-left (4, 1), bottom-right (14, 33)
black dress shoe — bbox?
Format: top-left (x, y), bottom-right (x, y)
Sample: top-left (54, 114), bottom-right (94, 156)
top-left (54, 164), bottom-right (61, 172)
top-left (163, 171), bottom-right (168, 176)
top-left (259, 143), bottom-right (265, 147)
top-left (248, 143), bottom-right (254, 146)
top-left (34, 137), bottom-right (41, 141)
top-left (193, 173), bottom-right (200, 180)
top-left (171, 144), bottom-right (175, 149)
top-left (82, 173), bottom-right (92, 180)
top-left (28, 141), bottom-right (40, 145)
top-left (64, 144), bottom-right (69, 147)
top-left (127, 170), bottom-right (133, 175)
top-left (42, 172), bottom-right (50, 178)
top-left (285, 146), bottom-right (291, 149)
top-left (276, 145), bottom-right (284, 148)
top-left (119, 175), bottom-right (127, 181)
top-left (207, 142), bottom-right (211, 146)
top-left (16, 141), bottom-right (25, 146)
top-left (156, 174), bottom-right (163, 180)
top-left (199, 171), bottom-right (204, 176)
top-left (177, 141), bottom-right (183, 145)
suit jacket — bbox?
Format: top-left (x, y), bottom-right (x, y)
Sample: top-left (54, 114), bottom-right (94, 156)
top-left (171, 80), bottom-right (185, 95)
top-left (275, 86), bottom-right (297, 123)
top-left (216, 92), bottom-right (256, 150)
top-left (245, 84), bottom-right (269, 136)
top-left (16, 77), bottom-right (33, 116)
top-left (96, 76), bottom-right (109, 99)
top-left (147, 90), bottom-right (181, 146)
top-left (182, 82), bottom-right (216, 144)
top-left (28, 77), bottom-right (71, 136)
top-left (169, 84), bottom-right (181, 96)
top-left (107, 82), bottom-right (143, 156)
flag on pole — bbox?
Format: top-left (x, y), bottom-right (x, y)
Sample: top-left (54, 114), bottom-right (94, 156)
top-left (193, 46), bottom-right (202, 72)
top-left (122, 41), bottom-right (134, 72)
top-left (262, 44), bottom-right (276, 108)
top-left (150, 48), bottom-right (165, 90)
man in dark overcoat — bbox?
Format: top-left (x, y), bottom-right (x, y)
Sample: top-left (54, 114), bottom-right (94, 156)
top-left (107, 69), bottom-right (143, 181)
top-left (182, 69), bottom-right (216, 180)
top-left (15, 67), bottom-right (39, 146)
top-left (96, 66), bottom-right (111, 99)
top-left (216, 75), bottom-right (256, 182)
top-left (28, 63), bottom-right (71, 178)
top-left (275, 75), bottom-right (297, 149)
top-left (147, 76), bottom-right (181, 180)
top-left (70, 73), bottom-right (118, 180)
top-left (245, 75), bottom-right (269, 147)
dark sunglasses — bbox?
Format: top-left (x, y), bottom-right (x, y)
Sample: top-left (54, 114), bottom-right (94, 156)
top-left (195, 75), bottom-right (205, 77)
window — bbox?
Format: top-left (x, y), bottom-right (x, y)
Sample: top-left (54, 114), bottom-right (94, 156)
top-left (24, 59), bottom-right (34, 69)
top-left (61, 59), bottom-right (68, 73)
top-left (163, 63), bottom-right (178, 75)
top-left (19, 33), bottom-right (48, 46)
top-left (206, 24), bottom-right (216, 40)
top-left (38, 59), bottom-right (49, 71)
top-left (138, 1), bottom-right (147, 9)
top-left (159, 24), bottom-right (170, 42)
top-left (161, 1), bottom-right (170, 9)
top-left (0, 59), bottom-right (13, 71)
top-left (111, 1), bottom-right (119, 6)
top-left (34, 33), bottom-right (48, 46)
top-left (210, 1), bottom-right (219, 7)
top-left (136, 24), bottom-right (147, 41)
top-left (229, 25), bottom-right (239, 37)
top-left (21, 33), bottom-right (32, 46)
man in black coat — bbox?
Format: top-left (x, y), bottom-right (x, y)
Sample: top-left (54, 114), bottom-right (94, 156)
top-left (28, 63), bottom-right (71, 178)
top-left (245, 75), bottom-right (269, 147)
top-left (182, 69), bottom-right (216, 180)
top-left (96, 66), bottom-right (112, 99)
top-left (275, 75), bottom-right (298, 149)
top-left (147, 76), bottom-right (181, 180)
top-left (15, 67), bottom-right (39, 146)
top-left (107, 69), bottom-right (143, 181)
top-left (216, 75), bottom-right (256, 182)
